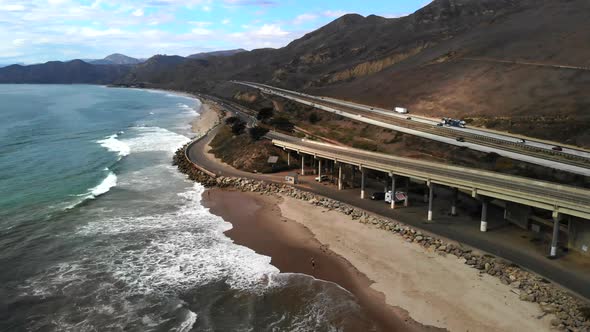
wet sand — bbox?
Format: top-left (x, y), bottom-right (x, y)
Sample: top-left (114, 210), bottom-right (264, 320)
top-left (202, 188), bottom-right (437, 332)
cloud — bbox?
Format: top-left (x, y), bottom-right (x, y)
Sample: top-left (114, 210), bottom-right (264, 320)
top-left (323, 10), bottom-right (348, 18)
top-left (293, 13), bottom-right (318, 25)
top-left (132, 8), bottom-right (144, 16)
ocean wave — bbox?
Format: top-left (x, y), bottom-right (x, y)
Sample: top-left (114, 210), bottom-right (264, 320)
top-left (122, 126), bottom-right (190, 155)
top-left (64, 170), bottom-right (118, 210)
top-left (177, 103), bottom-right (199, 117)
top-left (97, 133), bottom-right (130, 158)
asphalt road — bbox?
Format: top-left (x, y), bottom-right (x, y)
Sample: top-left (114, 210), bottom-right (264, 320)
top-left (187, 121), bottom-right (590, 302)
top-left (234, 81), bottom-right (590, 176)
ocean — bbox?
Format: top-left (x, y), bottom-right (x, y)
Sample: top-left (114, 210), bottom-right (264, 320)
top-left (0, 85), bottom-right (375, 331)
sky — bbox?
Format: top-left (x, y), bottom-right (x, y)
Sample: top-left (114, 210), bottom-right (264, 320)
top-left (0, 0), bottom-right (431, 64)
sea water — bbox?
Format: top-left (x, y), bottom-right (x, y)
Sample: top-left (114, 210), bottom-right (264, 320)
top-left (0, 85), bottom-right (375, 331)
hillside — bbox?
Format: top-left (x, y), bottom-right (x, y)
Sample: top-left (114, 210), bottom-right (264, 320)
top-left (89, 53), bottom-right (143, 65)
top-left (118, 0), bottom-right (590, 146)
top-left (0, 60), bottom-right (131, 84)
top-left (188, 49), bottom-right (247, 60)
top-left (1, 0), bottom-right (588, 145)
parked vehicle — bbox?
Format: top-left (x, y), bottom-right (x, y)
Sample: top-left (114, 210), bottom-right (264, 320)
top-left (519, 139), bottom-right (526, 143)
top-left (371, 192), bottom-right (385, 200)
top-left (437, 123), bottom-right (443, 127)
top-left (552, 146), bottom-right (563, 151)
top-left (394, 107), bottom-right (409, 114)
top-left (456, 137), bottom-right (465, 142)
top-left (385, 191), bottom-right (407, 204)
top-left (315, 175), bottom-right (329, 182)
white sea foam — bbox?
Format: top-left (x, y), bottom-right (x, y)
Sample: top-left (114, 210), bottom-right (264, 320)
top-left (121, 126), bottom-right (190, 156)
top-left (177, 103), bottom-right (199, 117)
top-left (90, 171), bottom-right (117, 197)
top-left (97, 133), bottom-right (130, 157)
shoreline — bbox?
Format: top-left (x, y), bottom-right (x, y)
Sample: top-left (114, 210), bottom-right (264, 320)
top-left (202, 188), bottom-right (432, 332)
top-left (182, 92), bottom-right (564, 331)
top-left (202, 188), bottom-right (557, 331)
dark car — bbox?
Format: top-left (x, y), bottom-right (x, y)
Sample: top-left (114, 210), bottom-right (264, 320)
top-left (552, 146), bottom-right (563, 151)
top-left (456, 137), bottom-right (465, 142)
top-left (437, 123), bottom-right (443, 127)
top-left (371, 192), bottom-right (385, 200)
top-left (406, 116), bottom-right (412, 120)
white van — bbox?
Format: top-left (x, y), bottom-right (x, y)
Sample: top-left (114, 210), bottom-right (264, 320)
top-left (385, 191), bottom-right (407, 203)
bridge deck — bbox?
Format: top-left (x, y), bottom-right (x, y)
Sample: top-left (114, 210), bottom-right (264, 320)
top-left (272, 137), bottom-right (590, 219)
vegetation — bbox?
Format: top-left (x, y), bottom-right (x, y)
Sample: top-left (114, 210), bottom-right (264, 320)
top-left (257, 107), bottom-right (274, 122)
top-left (269, 116), bottom-right (294, 132)
top-left (249, 126), bottom-right (269, 141)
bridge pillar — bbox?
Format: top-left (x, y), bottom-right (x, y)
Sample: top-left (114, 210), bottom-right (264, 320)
top-left (287, 152), bottom-right (290, 166)
top-left (361, 167), bottom-right (366, 199)
top-left (550, 212), bottom-right (561, 258)
top-left (318, 159), bottom-right (322, 180)
top-left (390, 174), bottom-right (396, 210)
top-left (404, 178), bottom-right (409, 207)
top-left (451, 188), bottom-right (458, 216)
top-left (301, 155), bottom-right (305, 175)
top-left (428, 183), bottom-right (434, 221)
top-left (338, 164), bottom-right (343, 190)
top-left (480, 199), bottom-right (489, 232)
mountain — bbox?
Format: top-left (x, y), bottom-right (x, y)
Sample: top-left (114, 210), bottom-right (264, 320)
top-left (118, 0), bottom-right (590, 146)
top-left (88, 53), bottom-right (143, 65)
top-left (0, 60), bottom-right (131, 84)
top-left (0, 62), bottom-right (24, 68)
top-left (1, 0), bottom-right (588, 145)
top-left (120, 55), bottom-right (187, 86)
top-left (188, 49), bottom-right (247, 60)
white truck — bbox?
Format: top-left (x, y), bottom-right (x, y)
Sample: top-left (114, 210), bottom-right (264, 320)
top-left (385, 191), bottom-right (408, 204)
top-left (394, 107), bottom-right (409, 114)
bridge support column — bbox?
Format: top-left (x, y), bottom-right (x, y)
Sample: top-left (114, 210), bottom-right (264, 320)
top-left (404, 178), bottom-right (409, 207)
top-left (550, 212), bottom-right (561, 258)
top-left (427, 183), bottom-right (434, 221)
top-left (480, 199), bottom-right (488, 232)
top-left (301, 155), bottom-right (305, 176)
top-left (287, 152), bottom-right (290, 166)
top-left (451, 188), bottom-right (458, 216)
top-left (318, 159), bottom-right (322, 180)
top-left (338, 164), bottom-right (343, 190)
top-left (360, 167), bottom-right (366, 199)
top-left (390, 174), bottom-right (396, 210)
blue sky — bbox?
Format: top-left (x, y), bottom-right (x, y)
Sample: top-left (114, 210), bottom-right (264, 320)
top-left (0, 0), bottom-right (431, 64)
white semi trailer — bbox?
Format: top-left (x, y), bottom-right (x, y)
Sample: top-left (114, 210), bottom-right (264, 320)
top-left (394, 107), bottom-right (409, 114)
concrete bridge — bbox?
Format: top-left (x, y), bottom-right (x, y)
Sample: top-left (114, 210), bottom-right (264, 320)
top-left (271, 136), bottom-right (590, 257)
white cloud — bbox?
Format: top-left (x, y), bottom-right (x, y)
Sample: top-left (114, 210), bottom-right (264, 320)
top-left (254, 24), bottom-right (288, 37)
top-left (293, 13), bottom-right (318, 25)
top-left (323, 10), bottom-right (347, 18)
top-left (132, 8), bottom-right (144, 17)
top-left (222, 18), bottom-right (231, 25)
top-left (12, 39), bottom-right (26, 46)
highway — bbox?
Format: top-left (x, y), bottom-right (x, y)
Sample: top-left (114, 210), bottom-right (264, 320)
top-left (233, 81), bottom-right (590, 176)
top-left (184, 104), bottom-right (590, 300)
top-left (271, 135), bottom-right (590, 220)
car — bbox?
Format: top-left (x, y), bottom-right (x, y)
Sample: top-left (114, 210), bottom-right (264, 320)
top-left (456, 137), bottom-right (465, 142)
top-left (519, 139), bottom-right (526, 143)
top-left (552, 146), bottom-right (563, 151)
top-left (371, 192), bottom-right (385, 200)
top-left (436, 123), bottom-right (443, 127)
top-left (406, 117), bottom-right (412, 120)
top-left (315, 175), bottom-right (329, 182)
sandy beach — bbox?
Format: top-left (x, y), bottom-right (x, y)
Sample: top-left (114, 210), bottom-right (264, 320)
top-left (192, 100), bottom-right (221, 137)
top-left (202, 189), bottom-right (556, 332)
top-left (187, 94), bottom-right (555, 331)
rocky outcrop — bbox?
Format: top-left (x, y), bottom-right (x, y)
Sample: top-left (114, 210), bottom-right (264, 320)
top-left (173, 145), bottom-right (590, 330)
